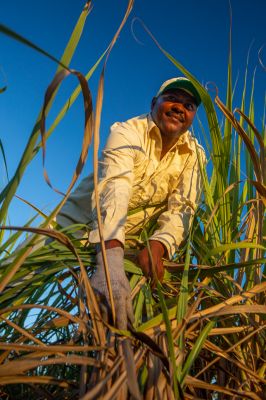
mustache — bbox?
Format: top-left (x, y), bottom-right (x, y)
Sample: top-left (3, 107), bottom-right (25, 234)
top-left (165, 111), bottom-right (185, 122)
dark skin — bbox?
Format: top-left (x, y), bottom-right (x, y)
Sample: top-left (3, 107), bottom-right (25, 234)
top-left (151, 88), bottom-right (197, 159)
top-left (103, 88), bottom-right (197, 284)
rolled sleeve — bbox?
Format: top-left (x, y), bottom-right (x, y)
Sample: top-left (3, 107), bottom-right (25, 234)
top-left (89, 123), bottom-right (141, 245)
top-left (150, 149), bottom-right (206, 259)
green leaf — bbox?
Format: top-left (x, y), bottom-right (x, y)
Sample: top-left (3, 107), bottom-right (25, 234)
top-left (0, 3), bottom-right (91, 222)
top-left (180, 319), bottom-right (216, 385)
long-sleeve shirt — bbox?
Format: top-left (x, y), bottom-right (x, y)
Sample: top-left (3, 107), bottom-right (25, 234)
top-left (57, 113), bottom-right (206, 258)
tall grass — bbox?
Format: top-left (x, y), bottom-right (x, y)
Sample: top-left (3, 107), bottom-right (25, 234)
top-left (0, 1), bottom-right (265, 399)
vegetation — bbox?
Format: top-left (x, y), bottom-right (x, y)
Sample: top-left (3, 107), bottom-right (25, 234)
top-left (0, 1), bottom-right (265, 399)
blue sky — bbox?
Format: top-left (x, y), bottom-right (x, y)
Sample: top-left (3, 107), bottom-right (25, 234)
top-left (0, 0), bottom-right (265, 227)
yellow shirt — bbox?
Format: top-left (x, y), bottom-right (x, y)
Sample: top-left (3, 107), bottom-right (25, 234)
top-left (57, 114), bottom-right (206, 258)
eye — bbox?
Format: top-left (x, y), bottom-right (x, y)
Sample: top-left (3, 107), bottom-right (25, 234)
top-left (166, 94), bottom-right (177, 101)
top-left (184, 103), bottom-right (196, 111)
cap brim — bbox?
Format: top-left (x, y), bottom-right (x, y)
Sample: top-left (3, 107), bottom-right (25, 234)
top-left (160, 80), bottom-right (201, 106)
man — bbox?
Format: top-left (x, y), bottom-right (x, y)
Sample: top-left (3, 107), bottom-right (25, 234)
top-left (57, 77), bottom-right (206, 329)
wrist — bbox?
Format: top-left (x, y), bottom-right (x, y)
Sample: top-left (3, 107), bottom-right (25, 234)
top-left (149, 240), bottom-right (166, 257)
top-left (96, 239), bottom-right (123, 253)
top-left (96, 246), bottom-right (124, 271)
top-left (105, 239), bottom-right (124, 250)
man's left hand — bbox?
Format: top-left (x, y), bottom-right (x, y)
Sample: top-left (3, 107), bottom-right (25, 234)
top-left (136, 240), bottom-right (166, 287)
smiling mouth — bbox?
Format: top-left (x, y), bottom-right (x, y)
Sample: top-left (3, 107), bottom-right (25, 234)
top-left (165, 112), bottom-right (185, 123)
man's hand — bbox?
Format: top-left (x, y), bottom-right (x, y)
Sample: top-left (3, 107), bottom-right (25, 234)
top-left (90, 245), bottom-right (134, 330)
top-left (136, 240), bottom-right (166, 287)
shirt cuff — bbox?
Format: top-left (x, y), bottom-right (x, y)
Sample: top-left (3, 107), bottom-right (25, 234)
top-left (149, 233), bottom-right (178, 260)
top-left (89, 225), bottom-right (125, 245)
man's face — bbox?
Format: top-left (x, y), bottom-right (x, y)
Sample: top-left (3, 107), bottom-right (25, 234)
top-left (151, 88), bottom-right (197, 139)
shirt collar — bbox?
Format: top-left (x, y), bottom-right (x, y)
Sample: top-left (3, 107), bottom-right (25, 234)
top-left (147, 113), bottom-right (195, 153)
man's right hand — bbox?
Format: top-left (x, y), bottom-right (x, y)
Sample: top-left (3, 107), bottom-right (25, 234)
top-left (90, 245), bottom-right (134, 330)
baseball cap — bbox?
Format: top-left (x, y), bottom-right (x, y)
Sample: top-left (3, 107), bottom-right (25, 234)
top-left (156, 77), bottom-right (201, 106)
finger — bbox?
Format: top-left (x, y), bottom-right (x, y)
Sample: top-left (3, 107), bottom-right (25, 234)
top-left (151, 276), bottom-right (158, 290)
top-left (157, 260), bottom-right (165, 282)
top-left (116, 300), bottom-right (128, 330)
top-left (93, 292), bottom-right (110, 323)
top-left (126, 297), bottom-right (135, 327)
top-left (99, 301), bottom-right (110, 324)
top-left (150, 261), bottom-right (159, 288)
top-left (137, 250), bottom-right (152, 278)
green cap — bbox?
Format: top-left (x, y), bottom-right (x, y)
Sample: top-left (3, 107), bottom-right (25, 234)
top-left (156, 77), bottom-right (201, 106)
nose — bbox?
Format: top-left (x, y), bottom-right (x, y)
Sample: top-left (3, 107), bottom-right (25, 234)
top-left (172, 102), bottom-right (185, 113)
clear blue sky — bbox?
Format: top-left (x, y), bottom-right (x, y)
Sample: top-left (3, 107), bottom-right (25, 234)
top-left (0, 0), bottom-right (265, 227)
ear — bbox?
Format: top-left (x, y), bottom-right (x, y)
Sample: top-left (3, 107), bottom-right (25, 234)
top-left (151, 97), bottom-right (157, 111)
